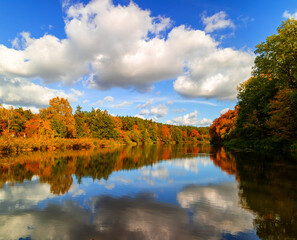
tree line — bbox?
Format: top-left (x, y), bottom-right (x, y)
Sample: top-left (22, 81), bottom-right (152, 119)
top-left (0, 97), bottom-right (209, 145)
top-left (210, 19), bottom-right (297, 151)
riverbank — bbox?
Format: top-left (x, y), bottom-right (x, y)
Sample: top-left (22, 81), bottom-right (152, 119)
top-left (0, 137), bottom-right (210, 154)
top-left (220, 138), bottom-right (297, 153)
top-left (0, 137), bottom-right (124, 154)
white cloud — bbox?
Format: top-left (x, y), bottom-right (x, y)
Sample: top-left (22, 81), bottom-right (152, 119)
top-left (134, 114), bottom-right (145, 119)
top-left (202, 11), bottom-right (235, 33)
top-left (220, 108), bottom-right (230, 115)
top-left (177, 183), bottom-right (255, 235)
top-left (2, 104), bottom-right (40, 114)
top-left (0, 0), bottom-right (254, 107)
top-left (113, 101), bottom-right (132, 109)
top-left (114, 176), bottom-right (132, 184)
top-left (171, 156), bottom-right (211, 174)
top-left (167, 110), bottom-right (212, 126)
top-left (150, 104), bottom-right (169, 117)
top-left (94, 95), bottom-right (114, 106)
top-left (140, 104), bottom-right (169, 118)
top-left (141, 166), bottom-right (169, 180)
top-left (0, 0), bottom-right (254, 104)
top-left (0, 181), bottom-right (54, 213)
top-left (141, 98), bottom-right (154, 108)
top-left (283, 10), bottom-right (297, 19)
top-left (0, 75), bottom-right (78, 108)
top-left (173, 48), bottom-right (253, 100)
top-left (71, 88), bottom-right (84, 97)
top-left (104, 183), bottom-right (115, 190)
top-left (104, 96), bottom-right (114, 102)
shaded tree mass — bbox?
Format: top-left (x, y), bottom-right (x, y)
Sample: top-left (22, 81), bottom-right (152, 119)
top-left (210, 19), bottom-right (297, 151)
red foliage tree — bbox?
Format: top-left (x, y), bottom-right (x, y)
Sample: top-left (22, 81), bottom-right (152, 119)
top-left (210, 107), bottom-right (239, 143)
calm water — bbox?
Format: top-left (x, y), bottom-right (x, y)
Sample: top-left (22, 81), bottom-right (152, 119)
top-left (0, 144), bottom-right (297, 240)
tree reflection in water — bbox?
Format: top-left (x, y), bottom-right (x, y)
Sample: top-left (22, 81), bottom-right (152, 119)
top-left (210, 147), bottom-right (297, 240)
top-left (0, 144), bottom-right (207, 194)
top-left (1, 144), bottom-right (297, 239)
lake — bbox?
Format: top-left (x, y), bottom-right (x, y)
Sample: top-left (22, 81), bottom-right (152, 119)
top-left (0, 144), bottom-right (296, 240)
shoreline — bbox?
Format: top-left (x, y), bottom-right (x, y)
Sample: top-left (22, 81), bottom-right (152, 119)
top-left (212, 138), bottom-right (297, 154)
top-left (0, 137), bottom-right (210, 155)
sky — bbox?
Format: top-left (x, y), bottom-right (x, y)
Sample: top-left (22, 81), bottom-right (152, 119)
top-left (0, 0), bottom-right (296, 126)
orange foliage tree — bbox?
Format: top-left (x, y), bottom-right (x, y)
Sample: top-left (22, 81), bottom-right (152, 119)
top-left (160, 125), bottom-right (171, 143)
top-left (40, 97), bottom-right (76, 138)
top-left (190, 129), bottom-right (201, 140)
top-left (210, 107), bottom-right (239, 143)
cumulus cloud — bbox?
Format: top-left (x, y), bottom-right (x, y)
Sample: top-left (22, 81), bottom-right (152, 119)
top-left (0, 0), bottom-right (254, 104)
top-left (0, 75), bottom-right (79, 108)
top-left (283, 10), bottom-right (297, 19)
top-left (71, 88), bottom-right (84, 97)
top-left (139, 104), bottom-right (169, 118)
top-left (177, 183), bottom-right (255, 235)
top-left (220, 107), bottom-right (230, 115)
top-left (173, 48), bottom-right (253, 100)
top-left (94, 95), bottom-right (114, 106)
top-left (0, 191), bottom-right (257, 240)
top-left (141, 166), bottom-right (169, 180)
top-left (171, 156), bottom-right (211, 174)
top-left (202, 11), bottom-right (235, 33)
top-left (167, 110), bottom-right (212, 126)
top-left (135, 114), bottom-right (145, 119)
top-left (0, 181), bottom-right (53, 213)
top-left (104, 96), bottom-right (114, 102)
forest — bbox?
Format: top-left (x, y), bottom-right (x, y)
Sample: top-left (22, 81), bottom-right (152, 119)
top-left (210, 19), bottom-right (297, 152)
top-left (0, 97), bottom-right (209, 153)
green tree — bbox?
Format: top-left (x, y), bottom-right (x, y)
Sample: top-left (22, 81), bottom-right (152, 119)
top-left (253, 19), bottom-right (297, 89)
top-left (90, 109), bottom-right (118, 139)
top-left (266, 88), bottom-right (297, 141)
top-left (236, 76), bottom-right (277, 139)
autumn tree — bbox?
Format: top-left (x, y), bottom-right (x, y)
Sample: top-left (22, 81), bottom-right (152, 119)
top-left (40, 97), bottom-right (76, 138)
top-left (170, 126), bottom-right (183, 143)
top-left (25, 118), bottom-right (41, 137)
top-left (266, 88), bottom-right (297, 141)
top-left (210, 107), bottom-right (239, 143)
top-left (159, 125), bottom-right (171, 143)
top-left (190, 129), bottom-right (201, 141)
top-left (235, 19), bottom-right (297, 142)
top-left (129, 125), bottom-right (141, 143)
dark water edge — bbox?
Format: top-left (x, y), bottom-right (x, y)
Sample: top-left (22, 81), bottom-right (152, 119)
top-left (220, 138), bottom-right (297, 155)
top-left (0, 144), bottom-right (297, 240)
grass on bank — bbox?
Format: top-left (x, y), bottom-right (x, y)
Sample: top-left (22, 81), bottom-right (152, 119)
top-left (0, 137), bottom-right (123, 154)
top-left (0, 136), bottom-right (210, 155)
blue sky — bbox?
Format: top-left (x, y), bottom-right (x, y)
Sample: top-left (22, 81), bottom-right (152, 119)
top-left (0, 0), bottom-right (296, 126)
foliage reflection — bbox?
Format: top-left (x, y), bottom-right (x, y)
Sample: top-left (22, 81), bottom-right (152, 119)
top-left (0, 144), bottom-right (210, 194)
top-left (210, 148), bottom-right (297, 240)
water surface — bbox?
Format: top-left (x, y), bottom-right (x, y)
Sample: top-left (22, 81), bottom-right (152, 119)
top-left (0, 144), bottom-right (296, 240)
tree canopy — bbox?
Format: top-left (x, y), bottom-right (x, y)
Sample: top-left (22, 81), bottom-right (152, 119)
top-left (210, 19), bottom-right (297, 149)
